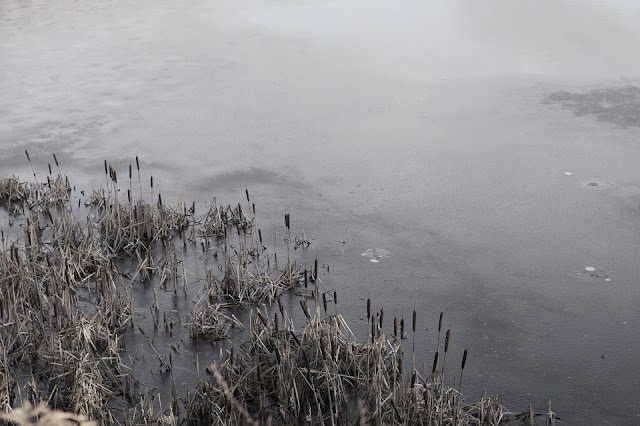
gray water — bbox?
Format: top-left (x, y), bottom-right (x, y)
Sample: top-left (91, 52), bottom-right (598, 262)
top-left (2, 0), bottom-right (640, 423)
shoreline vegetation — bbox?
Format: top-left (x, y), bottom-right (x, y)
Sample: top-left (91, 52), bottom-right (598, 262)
top-left (0, 152), bottom-right (559, 425)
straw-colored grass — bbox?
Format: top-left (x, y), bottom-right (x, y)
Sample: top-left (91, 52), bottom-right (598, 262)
top-left (0, 160), bottom-right (559, 425)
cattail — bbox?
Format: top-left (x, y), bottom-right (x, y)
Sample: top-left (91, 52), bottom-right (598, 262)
top-left (439, 311), bottom-right (443, 332)
top-left (445, 329), bottom-right (451, 352)
top-left (252, 203), bottom-right (255, 215)
top-left (322, 293), bottom-right (327, 313)
top-left (246, 189), bottom-right (250, 202)
top-left (379, 309), bottom-right (384, 328)
top-left (104, 160), bottom-right (108, 175)
top-left (274, 312), bottom-right (279, 334)
top-left (314, 259), bottom-right (318, 281)
top-left (129, 164), bottom-right (132, 179)
top-left (285, 213), bottom-right (290, 229)
top-left (366, 298), bottom-right (371, 319)
top-left (52, 153), bottom-right (59, 167)
top-left (256, 312), bottom-right (268, 327)
top-left (461, 349), bottom-right (468, 370)
top-left (136, 156), bottom-right (140, 170)
top-left (432, 352), bottom-right (439, 373)
top-left (258, 229), bottom-right (263, 244)
top-left (300, 299), bottom-right (310, 320)
top-left (48, 163), bottom-right (52, 174)
top-left (127, 189), bottom-right (131, 203)
top-left (278, 297), bottom-right (284, 317)
top-left (150, 176), bottom-right (153, 188)
top-left (304, 269), bottom-right (308, 288)
top-left (394, 317), bottom-right (398, 338)
top-left (25, 149), bottom-right (30, 162)
top-left (334, 290), bottom-right (337, 305)
top-left (413, 310), bottom-right (416, 333)
top-left (400, 318), bottom-right (405, 338)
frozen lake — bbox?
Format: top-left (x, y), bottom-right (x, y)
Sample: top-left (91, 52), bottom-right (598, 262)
top-left (1, 0), bottom-right (640, 423)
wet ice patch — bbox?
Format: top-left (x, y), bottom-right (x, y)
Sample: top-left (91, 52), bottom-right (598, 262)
top-left (578, 178), bottom-right (614, 191)
top-left (585, 266), bottom-right (596, 272)
top-left (564, 172), bottom-right (572, 176)
top-left (361, 248), bottom-right (390, 262)
top-left (543, 86), bottom-right (640, 128)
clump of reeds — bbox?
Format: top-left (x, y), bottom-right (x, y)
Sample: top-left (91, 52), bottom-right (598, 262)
top-left (0, 157), bottom-right (559, 425)
top-left (0, 175), bottom-right (32, 206)
top-left (186, 301), bottom-right (558, 425)
top-left (188, 301), bottom-right (243, 341)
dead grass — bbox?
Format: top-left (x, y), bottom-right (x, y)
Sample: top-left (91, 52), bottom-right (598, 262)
top-left (0, 159), bottom-right (559, 425)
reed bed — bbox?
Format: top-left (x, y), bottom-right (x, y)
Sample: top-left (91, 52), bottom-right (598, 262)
top-left (186, 303), bottom-right (557, 425)
top-left (0, 157), bottom-right (558, 425)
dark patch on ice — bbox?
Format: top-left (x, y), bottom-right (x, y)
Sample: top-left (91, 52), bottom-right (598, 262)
top-left (578, 178), bottom-right (614, 191)
top-left (543, 86), bottom-right (640, 127)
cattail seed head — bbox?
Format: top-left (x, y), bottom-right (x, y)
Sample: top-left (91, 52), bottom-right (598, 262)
top-left (104, 160), bottom-right (108, 175)
top-left (25, 150), bottom-right (30, 162)
top-left (334, 290), bottom-right (337, 305)
top-left (366, 298), bottom-right (371, 319)
top-left (136, 156), bottom-right (140, 171)
top-left (413, 310), bottom-right (416, 333)
top-left (394, 317), bottom-right (398, 338)
top-left (314, 259), bottom-right (318, 281)
top-left (246, 189), bottom-right (250, 202)
top-left (445, 329), bottom-right (451, 353)
top-left (439, 312), bottom-right (443, 332)
top-left (432, 352), bottom-right (439, 373)
top-left (53, 153), bottom-right (59, 167)
top-left (322, 293), bottom-right (327, 313)
top-left (462, 349), bottom-right (468, 370)
top-left (300, 299), bottom-right (310, 320)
